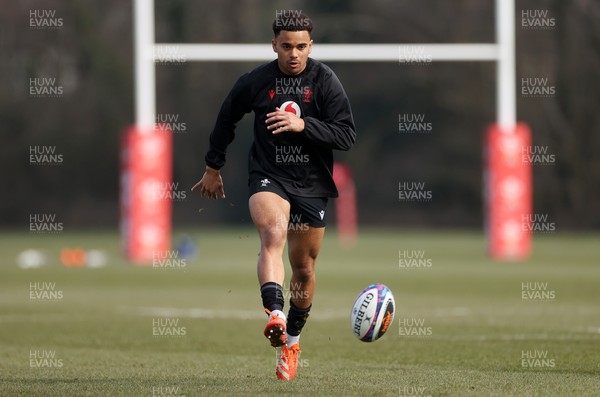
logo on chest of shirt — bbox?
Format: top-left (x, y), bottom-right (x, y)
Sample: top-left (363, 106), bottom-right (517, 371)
top-left (280, 101), bottom-right (301, 117)
top-left (302, 88), bottom-right (313, 103)
top-left (269, 77), bottom-right (314, 103)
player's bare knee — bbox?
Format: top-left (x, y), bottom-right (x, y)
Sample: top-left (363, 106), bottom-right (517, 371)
top-left (291, 261), bottom-right (315, 282)
top-left (259, 225), bottom-right (287, 248)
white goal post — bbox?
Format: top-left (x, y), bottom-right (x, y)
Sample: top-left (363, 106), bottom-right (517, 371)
top-left (134, 0), bottom-right (515, 130)
top-left (128, 0), bottom-right (526, 261)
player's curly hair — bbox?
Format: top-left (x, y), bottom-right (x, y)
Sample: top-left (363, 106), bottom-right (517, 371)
top-left (272, 11), bottom-right (313, 37)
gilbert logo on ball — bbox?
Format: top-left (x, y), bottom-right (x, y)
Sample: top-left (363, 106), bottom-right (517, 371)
top-left (350, 283), bottom-right (395, 342)
top-left (280, 101), bottom-right (301, 117)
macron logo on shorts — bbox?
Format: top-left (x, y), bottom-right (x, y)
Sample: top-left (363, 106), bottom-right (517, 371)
top-left (319, 210), bottom-right (325, 220)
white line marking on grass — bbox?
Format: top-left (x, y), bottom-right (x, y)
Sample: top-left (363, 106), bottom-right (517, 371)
top-left (432, 307), bottom-right (470, 317)
top-left (119, 306), bottom-right (348, 321)
top-left (0, 314), bottom-right (73, 323)
top-left (426, 333), bottom-right (600, 341)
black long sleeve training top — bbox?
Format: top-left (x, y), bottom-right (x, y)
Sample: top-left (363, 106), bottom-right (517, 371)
top-left (205, 58), bottom-right (356, 198)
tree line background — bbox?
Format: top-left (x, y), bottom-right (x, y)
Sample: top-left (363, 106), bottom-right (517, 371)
top-left (1, 0), bottom-right (599, 230)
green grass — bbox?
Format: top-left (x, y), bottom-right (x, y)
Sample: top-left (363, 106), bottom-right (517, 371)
top-left (1, 229), bottom-right (599, 396)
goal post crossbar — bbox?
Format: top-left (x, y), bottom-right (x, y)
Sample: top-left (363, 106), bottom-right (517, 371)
top-left (136, 0), bottom-right (515, 128)
top-left (152, 43), bottom-right (500, 62)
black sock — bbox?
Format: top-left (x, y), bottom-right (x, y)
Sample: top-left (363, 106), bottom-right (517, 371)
top-left (260, 282), bottom-right (284, 314)
top-left (286, 301), bottom-right (311, 336)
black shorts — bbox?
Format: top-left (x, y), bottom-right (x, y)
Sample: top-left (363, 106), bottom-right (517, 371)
top-left (248, 177), bottom-right (328, 228)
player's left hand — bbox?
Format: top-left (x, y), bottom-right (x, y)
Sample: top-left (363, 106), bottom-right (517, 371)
top-left (266, 107), bottom-right (305, 134)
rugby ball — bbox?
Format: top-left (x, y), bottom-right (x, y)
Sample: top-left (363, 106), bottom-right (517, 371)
top-left (350, 283), bottom-right (395, 342)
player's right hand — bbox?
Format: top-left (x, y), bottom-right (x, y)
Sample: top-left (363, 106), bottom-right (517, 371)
top-left (191, 166), bottom-right (226, 200)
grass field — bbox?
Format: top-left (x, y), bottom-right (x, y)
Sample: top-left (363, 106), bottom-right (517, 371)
top-left (1, 229), bottom-right (599, 396)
